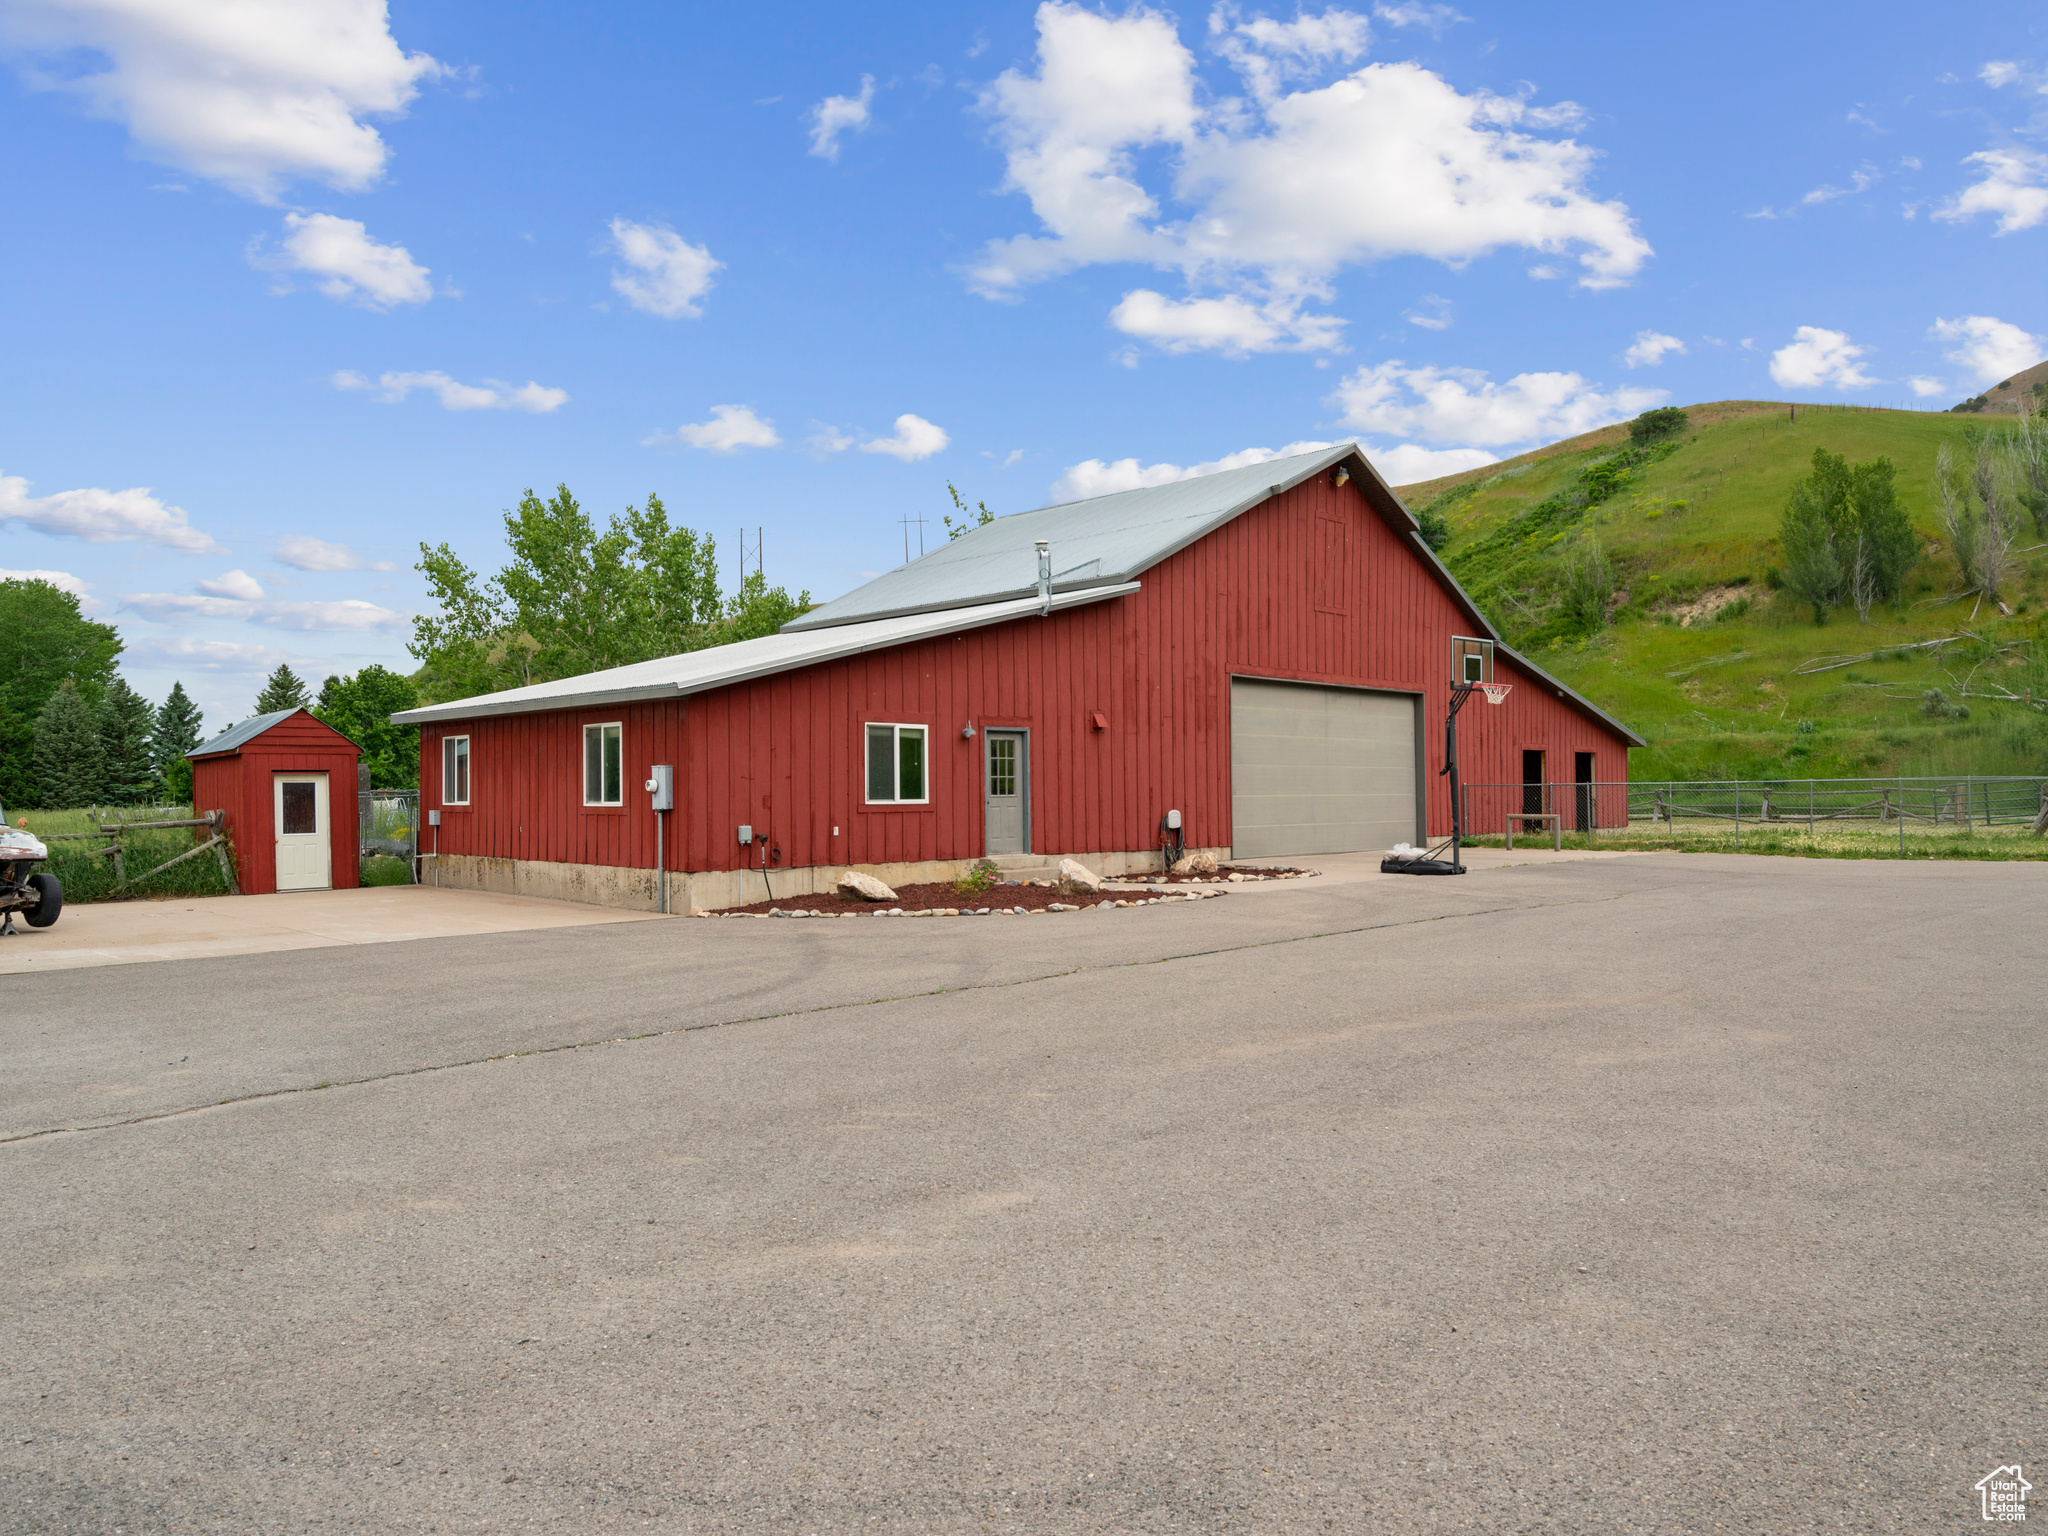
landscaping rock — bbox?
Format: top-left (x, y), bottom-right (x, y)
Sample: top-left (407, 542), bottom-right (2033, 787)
top-left (838, 870), bottom-right (898, 901)
top-left (1057, 858), bottom-right (1103, 894)
top-left (1172, 850), bottom-right (1219, 876)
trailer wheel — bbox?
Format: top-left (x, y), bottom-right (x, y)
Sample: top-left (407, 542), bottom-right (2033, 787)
top-left (23, 872), bottom-right (61, 927)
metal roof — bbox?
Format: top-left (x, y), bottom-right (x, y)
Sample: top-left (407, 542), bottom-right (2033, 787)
top-left (390, 583), bottom-right (1142, 726)
top-left (784, 443), bottom-right (1363, 631)
top-left (187, 708), bottom-right (300, 759)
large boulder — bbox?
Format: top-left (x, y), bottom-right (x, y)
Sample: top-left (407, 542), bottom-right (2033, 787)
top-left (838, 869), bottom-right (898, 902)
top-left (1057, 858), bottom-right (1103, 894)
top-left (1171, 849), bottom-right (1218, 876)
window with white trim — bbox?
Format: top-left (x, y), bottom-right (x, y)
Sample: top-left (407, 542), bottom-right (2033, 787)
top-left (441, 734), bottom-right (470, 805)
top-left (583, 722), bottom-right (622, 806)
top-left (864, 723), bottom-right (928, 804)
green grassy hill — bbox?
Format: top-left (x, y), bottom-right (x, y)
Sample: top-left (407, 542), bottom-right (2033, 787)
top-left (1393, 400), bottom-right (2048, 782)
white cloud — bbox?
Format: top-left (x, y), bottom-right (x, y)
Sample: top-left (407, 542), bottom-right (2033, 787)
top-left (1934, 148), bottom-right (2048, 234)
top-left (1932, 315), bottom-right (2046, 385)
top-left (1402, 293), bottom-right (1452, 330)
top-left (1769, 326), bottom-right (1876, 390)
top-left (648, 404), bottom-right (781, 452)
top-left (1623, 331), bottom-right (1686, 368)
top-left (1330, 360), bottom-right (1664, 446)
top-left (1980, 61), bottom-right (2022, 89)
top-left (1210, 5), bottom-right (1373, 106)
top-left (0, 566), bottom-right (103, 611)
top-left (807, 75), bottom-right (875, 160)
top-left (0, 468), bottom-right (220, 552)
top-left (970, 1), bottom-right (1650, 350)
top-left (1372, 443), bottom-right (1494, 484)
top-left (1907, 376), bottom-right (1950, 398)
top-left (124, 635), bottom-right (295, 673)
top-left (859, 414), bottom-right (950, 462)
top-left (333, 369), bottom-right (567, 411)
top-left (123, 591), bottom-right (408, 631)
top-left (274, 535), bottom-right (396, 572)
top-left (807, 424), bottom-right (859, 454)
top-left (197, 569), bottom-right (265, 600)
top-left (1108, 288), bottom-right (1343, 354)
top-left (0, 0), bottom-right (442, 202)
top-left (0, 566), bottom-right (90, 596)
top-left (1051, 438), bottom-right (1341, 501)
top-left (607, 219), bottom-right (720, 319)
top-left (259, 213), bottom-right (431, 308)
top-left (1373, 2), bottom-right (1466, 33)
top-left (1801, 165), bottom-right (1878, 204)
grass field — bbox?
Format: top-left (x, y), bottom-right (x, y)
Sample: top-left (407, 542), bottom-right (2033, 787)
top-left (1398, 402), bottom-right (2048, 782)
top-left (16, 806), bottom-right (234, 903)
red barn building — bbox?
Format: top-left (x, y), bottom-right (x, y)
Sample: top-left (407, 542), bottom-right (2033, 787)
top-left (187, 708), bottom-right (362, 895)
top-left (393, 446), bottom-right (1638, 911)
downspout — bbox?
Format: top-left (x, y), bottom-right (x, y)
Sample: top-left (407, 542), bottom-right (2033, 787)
top-left (1036, 540), bottom-right (1051, 616)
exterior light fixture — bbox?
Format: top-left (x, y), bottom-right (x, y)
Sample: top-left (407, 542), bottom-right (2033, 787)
top-left (962, 721), bottom-right (977, 739)
top-left (1333, 466), bottom-right (1351, 487)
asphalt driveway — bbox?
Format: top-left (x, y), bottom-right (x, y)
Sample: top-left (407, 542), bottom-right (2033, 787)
top-left (2, 853), bottom-right (2039, 1533)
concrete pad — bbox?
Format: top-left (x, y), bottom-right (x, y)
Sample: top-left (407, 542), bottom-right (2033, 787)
top-left (0, 884), bottom-right (667, 975)
top-left (1106, 843), bottom-right (1640, 894)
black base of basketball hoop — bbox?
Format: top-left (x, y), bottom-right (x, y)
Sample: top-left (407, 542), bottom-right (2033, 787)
top-left (1381, 853), bottom-right (1463, 876)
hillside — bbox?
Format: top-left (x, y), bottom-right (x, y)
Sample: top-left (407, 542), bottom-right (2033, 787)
top-left (1947, 357), bottom-right (2048, 417)
top-left (1391, 402), bottom-right (2048, 782)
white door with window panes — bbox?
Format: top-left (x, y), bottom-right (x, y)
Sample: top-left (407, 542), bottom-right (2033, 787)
top-left (274, 773), bottom-right (331, 891)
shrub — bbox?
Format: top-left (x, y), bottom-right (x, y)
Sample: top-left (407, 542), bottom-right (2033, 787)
top-left (953, 857), bottom-right (1001, 896)
top-left (1628, 407), bottom-right (1690, 444)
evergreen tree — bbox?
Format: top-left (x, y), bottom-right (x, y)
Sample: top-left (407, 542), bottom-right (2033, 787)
top-left (95, 675), bottom-right (157, 805)
top-left (0, 577), bottom-right (122, 810)
top-left (33, 679), bottom-right (104, 809)
top-left (152, 682), bottom-right (205, 773)
top-left (254, 664), bottom-right (311, 715)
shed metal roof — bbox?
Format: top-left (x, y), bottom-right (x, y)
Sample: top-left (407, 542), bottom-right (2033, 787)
top-left (784, 444), bottom-right (1360, 632)
top-left (390, 583), bottom-right (1142, 726)
top-left (187, 708), bottom-right (299, 759)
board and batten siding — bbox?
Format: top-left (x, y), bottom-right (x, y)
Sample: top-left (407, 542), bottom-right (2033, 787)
top-left (189, 713), bottom-right (361, 895)
top-left (419, 472), bottom-right (1631, 877)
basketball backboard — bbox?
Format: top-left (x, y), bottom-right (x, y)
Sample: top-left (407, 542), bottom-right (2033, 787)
top-left (1451, 635), bottom-right (1494, 686)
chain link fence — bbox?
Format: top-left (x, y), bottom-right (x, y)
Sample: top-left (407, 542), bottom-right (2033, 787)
top-left (360, 788), bottom-right (419, 877)
top-left (1462, 777), bottom-right (2048, 844)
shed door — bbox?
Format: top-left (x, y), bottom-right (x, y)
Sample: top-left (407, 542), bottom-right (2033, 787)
top-left (274, 773), bottom-right (332, 892)
top-left (1230, 679), bottom-right (1416, 858)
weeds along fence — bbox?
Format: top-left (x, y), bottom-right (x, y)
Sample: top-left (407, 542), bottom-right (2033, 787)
top-left (1462, 777), bottom-right (2048, 844)
top-left (27, 805), bottom-right (239, 902)
top-left (361, 789), bottom-right (418, 865)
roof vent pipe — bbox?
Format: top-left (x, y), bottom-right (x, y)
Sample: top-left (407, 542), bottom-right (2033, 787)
top-left (1035, 540), bottom-right (1051, 616)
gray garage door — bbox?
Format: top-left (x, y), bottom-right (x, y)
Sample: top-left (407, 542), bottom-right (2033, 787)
top-left (1230, 679), bottom-right (1418, 858)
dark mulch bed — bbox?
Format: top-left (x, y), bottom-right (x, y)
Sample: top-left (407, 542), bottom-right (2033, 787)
top-left (724, 879), bottom-right (1110, 916)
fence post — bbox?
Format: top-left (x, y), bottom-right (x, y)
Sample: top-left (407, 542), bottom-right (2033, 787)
top-left (1734, 778), bottom-right (1740, 851)
top-left (1899, 777), bottom-right (1905, 856)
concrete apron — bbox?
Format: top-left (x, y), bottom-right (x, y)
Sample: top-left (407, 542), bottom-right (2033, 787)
top-left (0, 886), bottom-right (666, 975)
top-left (429, 847), bottom-right (1233, 913)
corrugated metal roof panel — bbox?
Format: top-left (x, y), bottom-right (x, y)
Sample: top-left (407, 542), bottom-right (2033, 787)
top-left (186, 708), bottom-right (299, 759)
top-left (390, 583), bottom-right (1143, 726)
top-left (784, 443), bottom-right (1366, 631)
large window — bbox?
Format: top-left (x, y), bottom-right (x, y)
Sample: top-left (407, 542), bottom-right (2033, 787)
top-left (865, 723), bottom-right (928, 804)
top-left (583, 722), bottom-right (622, 806)
top-left (441, 735), bottom-right (470, 805)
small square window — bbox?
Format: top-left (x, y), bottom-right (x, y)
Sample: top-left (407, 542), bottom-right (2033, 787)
top-left (583, 722), bottom-right (622, 806)
top-left (442, 734), bottom-right (470, 806)
top-left (864, 723), bottom-right (929, 804)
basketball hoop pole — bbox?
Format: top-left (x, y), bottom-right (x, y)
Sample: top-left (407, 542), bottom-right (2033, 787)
top-left (1443, 682), bottom-right (1478, 873)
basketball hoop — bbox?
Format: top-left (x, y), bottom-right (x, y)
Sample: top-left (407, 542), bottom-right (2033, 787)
top-left (1479, 682), bottom-right (1511, 706)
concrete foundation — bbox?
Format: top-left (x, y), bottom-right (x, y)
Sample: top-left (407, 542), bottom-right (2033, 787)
top-left (426, 848), bottom-right (1233, 914)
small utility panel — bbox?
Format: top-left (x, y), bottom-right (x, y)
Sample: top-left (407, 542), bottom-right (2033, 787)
top-left (646, 764), bottom-right (673, 810)
top-left (737, 824), bottom-right (753, 845)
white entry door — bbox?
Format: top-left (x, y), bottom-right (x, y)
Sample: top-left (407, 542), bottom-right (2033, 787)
top-left (274, 773), bottom-right (332, 891)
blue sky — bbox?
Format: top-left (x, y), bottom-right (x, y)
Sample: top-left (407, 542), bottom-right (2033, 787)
top-left (2, 0), bottom-right (2045, 725)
